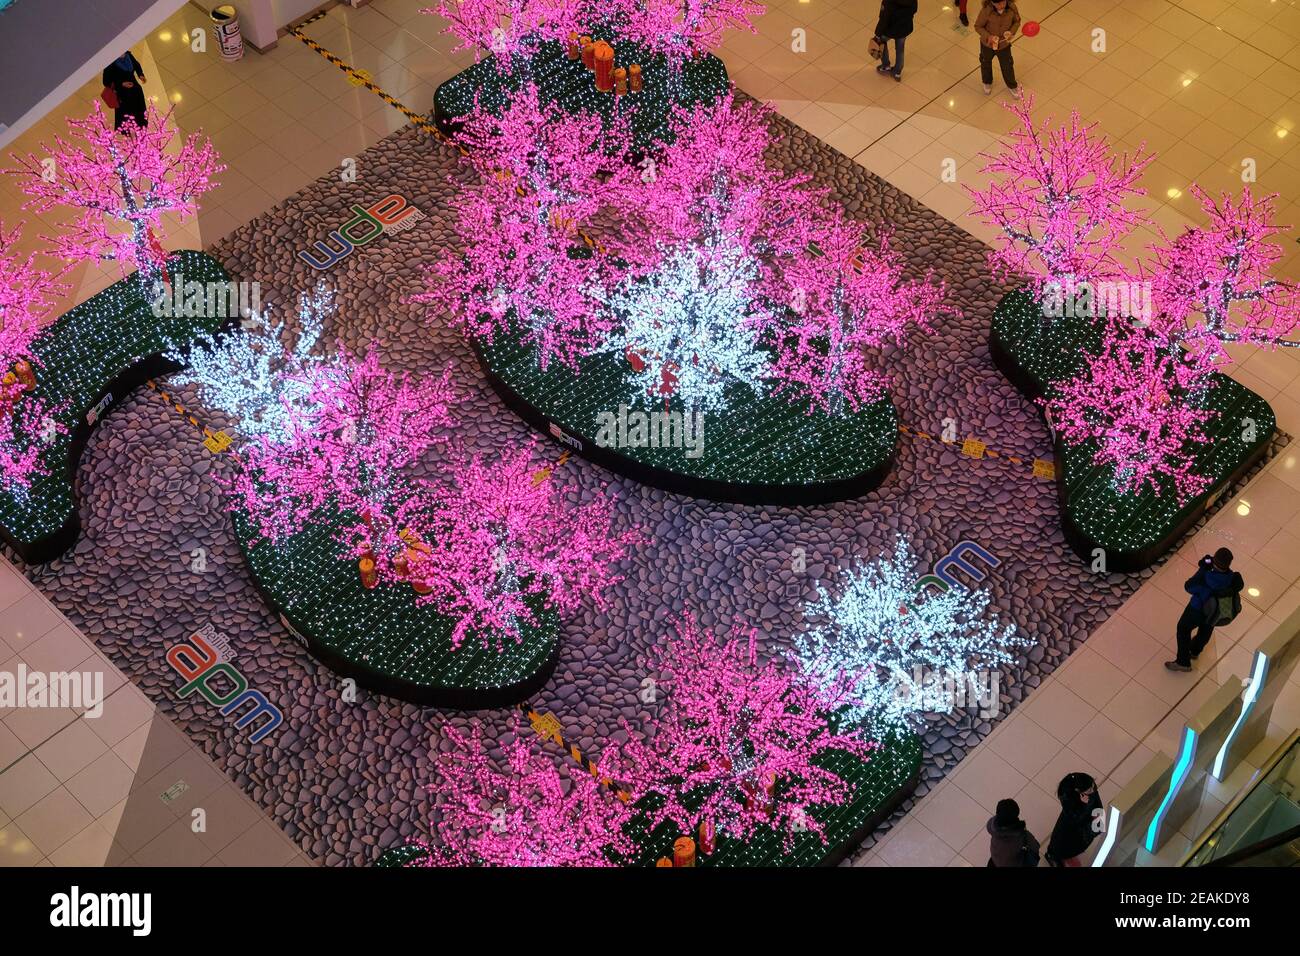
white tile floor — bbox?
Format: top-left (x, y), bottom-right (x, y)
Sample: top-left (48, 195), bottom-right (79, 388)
top-left (2, 0), bottom-right (1299, 866)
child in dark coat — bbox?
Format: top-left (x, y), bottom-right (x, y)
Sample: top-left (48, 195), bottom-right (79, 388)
top-left (987, 798), bottom-right (1041, 867)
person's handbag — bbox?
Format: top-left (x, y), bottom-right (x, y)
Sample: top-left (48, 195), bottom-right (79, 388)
top-left (100, 85), bottom-right (118, 109)
top-left (868, 35), bottom-right (885, 60)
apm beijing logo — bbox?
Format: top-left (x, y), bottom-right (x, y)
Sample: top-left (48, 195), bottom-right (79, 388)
top-left (165, 624), bottom-right (282, 743)
top-left (298, 193), bottom-right (427, 270)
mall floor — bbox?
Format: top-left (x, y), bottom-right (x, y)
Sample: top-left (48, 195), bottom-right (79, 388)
top-left (1, 0), bottom-right (1299, 866)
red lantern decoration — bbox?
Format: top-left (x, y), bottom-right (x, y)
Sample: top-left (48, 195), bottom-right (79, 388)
top-left (594, 42), bottom-right (614, 92)
top-left (359, 556), bottom-right (378, 589)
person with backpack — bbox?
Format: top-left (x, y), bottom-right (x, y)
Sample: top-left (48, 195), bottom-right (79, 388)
top-left (1045, 772), bottom-right (1102, 867)
top-left (1166, 547), bottom-right (1244, 672)
top-left (987, 798), bottom-right (1040, 866)
top-left (873, 0), bottom-right (919, 81)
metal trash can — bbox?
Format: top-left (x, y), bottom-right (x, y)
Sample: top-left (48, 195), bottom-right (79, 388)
top-left (210, 4), bottom-right (244, 62)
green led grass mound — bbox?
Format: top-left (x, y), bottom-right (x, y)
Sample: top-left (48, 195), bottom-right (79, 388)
top-left (475, 331), bottom-right (899, 505)
top-left (990, 288), bottom-right (1277, 572)
top-left (376, 843), bottom-right (433, 868)
top-left (432, 37), bottom-right (730, 152)
top-left (0, 251), bottom-right (231, 564)
top-left (375, 728), bottom-right (921, 867)
top-left (231, 507), bottom-right (560, 708)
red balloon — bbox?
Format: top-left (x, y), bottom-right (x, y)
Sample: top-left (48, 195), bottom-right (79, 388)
top-left (1023, 20), bottom-right (1041, 37)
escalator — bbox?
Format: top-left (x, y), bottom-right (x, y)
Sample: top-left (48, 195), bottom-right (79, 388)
top-left (1183, 730), bottom-right (1300, 867)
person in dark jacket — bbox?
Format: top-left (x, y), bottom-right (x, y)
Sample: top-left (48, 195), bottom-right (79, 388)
top-left (874, 0), bottom-right (918, 81)
top-left (1045, 772), bottom-right (1102, 866)
top-left (102, 50), bottom-right (147, 130)
top-left (987, 798), bottom-right (1040, 867)
top-left (1166, 547), bottom-right (1244, 672)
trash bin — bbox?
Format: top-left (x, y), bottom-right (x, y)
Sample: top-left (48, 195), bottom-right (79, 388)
top-left (210, 4), bottom-right (244, 62)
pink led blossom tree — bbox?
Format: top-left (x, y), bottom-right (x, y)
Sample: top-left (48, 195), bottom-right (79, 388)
top-left (0, 221), bottom-right (68, 497)
top-left (414, 86), bottom-right (628, 371)
top-left (609, 615), bottom-right (876, 848)
top-left (225, 345), bottom-right (458, 563)
top-left (427, 0), bottom-right (582, 71)
top-left (6, 102), bottom-right (223, 298)
top-left (1038, 188), bottom-right (1300, 505)
top-left (413, 720), bottom-right (634, 867)
top-left (610, 0), bottom-right (765, 76)
top-left (764, 211), bottom-right (945, 415)
top-left (0, 220), bottom-right (66, 371)
top-left (610, 92), bottom-right (809, 270)
top-left (965, 93), bottom-right (1153, 298)
top-left (1042, 320), bottom-right (1214, 502)
top-left (1148, 185), bottom-right (1300, 377)
top-left (402, 443), bottom-right (637, 650)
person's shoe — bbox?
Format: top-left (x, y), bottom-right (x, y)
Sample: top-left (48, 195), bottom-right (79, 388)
top-left (876, 64), bottom-right (892, 76)
top-left (892, 70), bottom-right (902, 82)
top-left (983, 83), bottom-right (993, 95)
top-left (1010, 86), bottom-right (1023, 99)
top-left (960, 12), bottom-right (969, 25)
top-left (1165, 660), bottom-right (1193, 672)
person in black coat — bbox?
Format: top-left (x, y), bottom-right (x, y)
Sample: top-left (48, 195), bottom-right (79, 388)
top-left (102, 51), bottom-right (147, 130)
top-left (1045, 772), bottom-right (1103, 866)
top-left (874, 0), bottom-right (918, 80)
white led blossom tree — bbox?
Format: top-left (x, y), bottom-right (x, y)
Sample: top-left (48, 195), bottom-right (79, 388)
top-left (169, 286), bottom-right (333, 445)
top-left (794, 538), bottom-right (1024, 733)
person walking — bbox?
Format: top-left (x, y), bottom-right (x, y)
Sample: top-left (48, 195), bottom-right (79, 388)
top-left (1045, 772), bottom-right (1102, 867)
top-left (975, 0), bottom-right (1022, 97)
top-left (987, 798), bottom-right (1041, 867)
top-left (874, 0), bottom-right (919, 81)
top-left (1166, 547), bottom-right (1244, 672)
top-left (956, 0), bottom-right (969, 26)
top-left (102, 50), bottom-right (148, 130)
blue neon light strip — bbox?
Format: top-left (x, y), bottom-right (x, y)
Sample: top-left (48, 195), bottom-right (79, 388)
top-left (1091, 806), bottom-right (1121, 867)
top-left (1146, 727), bottom-right (1197, 852)
top-left (1212, 651), bottom-right (1269, 780)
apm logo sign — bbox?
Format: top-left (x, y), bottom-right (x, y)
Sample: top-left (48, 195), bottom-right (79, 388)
top-left (165, 625), bottom-right (282, 743)
top-left (915, 540), bottom-right (1000, 598)
top-left (298, 193), bottom-right (426, 270)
